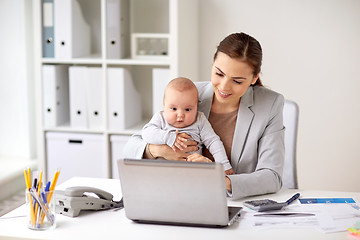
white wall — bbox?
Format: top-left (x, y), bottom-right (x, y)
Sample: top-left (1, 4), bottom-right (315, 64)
top-left (0, 0), bottom-right (35, 159)
top-left (198, 0), bottom-right (360, 192)
top-left (1, 0), bottom-right (359, 192)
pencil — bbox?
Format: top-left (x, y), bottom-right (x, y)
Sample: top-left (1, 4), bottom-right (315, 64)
top-left (37, 170), bottom-right (43, 194)
top-left (27, 168), bottom-right (31, 187)
top-left (49, 170), bottom-right (60, 192)
top-left (24, 169), bottom-right (36, 227)
top-left (24, 170), bottom-right (30, 189)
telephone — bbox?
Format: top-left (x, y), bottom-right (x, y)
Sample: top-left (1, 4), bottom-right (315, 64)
top-left (55, 186), bottom-right (123, 217)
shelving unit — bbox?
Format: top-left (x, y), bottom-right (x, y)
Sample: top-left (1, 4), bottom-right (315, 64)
top-left (34, 0), bottom-right (198, 183)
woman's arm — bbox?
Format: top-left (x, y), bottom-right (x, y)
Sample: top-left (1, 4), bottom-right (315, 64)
top-left (227, 93), bottom-right (285, 199)
top-left (123, 131), bottom-right (199, 160)
top-left (122, 131), bottom-right (148, 159)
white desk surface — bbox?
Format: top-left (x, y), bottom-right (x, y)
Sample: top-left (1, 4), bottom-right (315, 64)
top-left (0, 177), bottom-right (359, 240)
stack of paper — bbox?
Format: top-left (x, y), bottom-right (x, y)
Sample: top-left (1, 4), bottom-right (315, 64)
top-left (238, 203), bottom-right (360, 233)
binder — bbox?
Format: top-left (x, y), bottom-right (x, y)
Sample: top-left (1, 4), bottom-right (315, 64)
top-left (86, 67), bottom-right (103, 130)
top-left (42, 0), bottom-right (54, 58)
top-left (42, 65), bottom-right (69, 127)
top-left (106, 0), bottom-right (130, 59)
top-left (54, 0), bottom-right (91, 59)
top-left (152, 68), bottom-right (170, 115)
top-left (69, 66), bottom-right (88, 128)
top-left (107, 68), bottom-right (142, 130)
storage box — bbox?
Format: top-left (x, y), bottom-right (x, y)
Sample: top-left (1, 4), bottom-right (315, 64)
top-left (46, 132), bottom-right (108, 184)
top-left (110, 135), bottom-right (130, 179)
top-left (131, 33), bottom-right (169, 59)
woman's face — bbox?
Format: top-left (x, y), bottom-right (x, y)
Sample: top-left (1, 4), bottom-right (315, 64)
top-left (211, 52), bottom-right (259, 108)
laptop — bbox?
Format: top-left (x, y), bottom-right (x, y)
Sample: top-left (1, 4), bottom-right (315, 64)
top-left (117, 158), bottom-right (242, 228)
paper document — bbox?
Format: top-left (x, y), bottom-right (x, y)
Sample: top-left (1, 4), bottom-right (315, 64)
top-left (238, 203), bottom-right (360, 233)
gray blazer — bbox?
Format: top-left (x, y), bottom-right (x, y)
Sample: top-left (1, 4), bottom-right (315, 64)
top-left (123, 82), bottom-right (285, 200)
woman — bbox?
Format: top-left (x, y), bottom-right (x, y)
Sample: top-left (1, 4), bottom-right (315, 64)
top-left (123, 32), bottom-right (285, 200)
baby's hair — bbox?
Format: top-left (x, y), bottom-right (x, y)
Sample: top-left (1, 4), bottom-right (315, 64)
top-left (164, 77), bottom-right (199, 102)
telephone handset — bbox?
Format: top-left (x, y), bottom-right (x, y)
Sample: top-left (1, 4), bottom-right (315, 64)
top-left (55, 186), bottom-right (123, 217)
top-left (65, 186), bottom-right (113, 200)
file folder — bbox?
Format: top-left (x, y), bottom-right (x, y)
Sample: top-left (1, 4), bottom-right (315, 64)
top-left (106, 0), bottom-right (130, 59)
top-left (152, 68), bottom-right (170, 115)
top-left (107, 68), bottom-right (142, 130)
top-left (42, 65), bottom-right (69, 127)
top-left (69, 66), bottom-right (88, 128)
top-left (86, 67), bottom-right (103, 130)
top-left (54, 0), bottom-right (91, 59)
top-left (42, 0), bottom-right (54, 58)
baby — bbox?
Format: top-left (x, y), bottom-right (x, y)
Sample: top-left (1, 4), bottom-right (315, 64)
top-left (142, 77), bottom-right (234, 174)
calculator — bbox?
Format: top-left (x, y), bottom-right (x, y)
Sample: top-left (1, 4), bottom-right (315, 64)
top-left (243, 199), bottom-right (286, 212)
top-left (243, 193), bottom-right (300, 212)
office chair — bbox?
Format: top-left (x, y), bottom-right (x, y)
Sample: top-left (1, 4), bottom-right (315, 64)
top-left (282, 99), bottom-right (299, 189)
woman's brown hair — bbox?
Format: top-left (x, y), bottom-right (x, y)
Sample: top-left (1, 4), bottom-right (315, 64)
top-left (214, 32), bottom-right (263, 86)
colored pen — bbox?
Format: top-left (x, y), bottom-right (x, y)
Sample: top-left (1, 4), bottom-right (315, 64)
top-left (286, 193), bottom-right (300, 205)
top-left (45, 181), bottom-right (51, 192)
top-left (33, 178), bottom-right (37, 189)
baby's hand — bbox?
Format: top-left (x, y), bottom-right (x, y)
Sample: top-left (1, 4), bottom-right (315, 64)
top-left (186, 153), bottom-right (212, 163)
top-left (225, 168), bottom-right (235, 175)
top-left (172, 130), bottom-right (189, 152)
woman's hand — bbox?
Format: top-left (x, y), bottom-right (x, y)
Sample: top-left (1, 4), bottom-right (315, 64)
top-left (186, 153), bottom-right (212, 163)
top-left (225, 177), bottom-right (232, 191)
top-left (225, 168), bottom-right (235, 175)
top-left (148, 134), bottom-right (198, 161)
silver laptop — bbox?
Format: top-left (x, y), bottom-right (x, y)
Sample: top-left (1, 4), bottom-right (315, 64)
top-left (117, 158), bottom-right (242, 227)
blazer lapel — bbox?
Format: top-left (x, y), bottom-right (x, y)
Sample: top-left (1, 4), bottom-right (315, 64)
top-left (230, 87), bottom-right (255, 169)
top-left (198, 83), bottom-right (214, 118)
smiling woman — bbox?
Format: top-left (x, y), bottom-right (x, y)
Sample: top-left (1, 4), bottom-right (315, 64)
top-left (124, 32), bottom-right (285, 200)
top-left (211, 52), bottom-right (259, 113)
top-left (214, 33), bottom-right (263, 86)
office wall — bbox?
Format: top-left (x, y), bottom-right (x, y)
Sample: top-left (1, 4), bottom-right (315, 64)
top-left (0, 0), bottom-right (35, 159)
top-left (1, 0), bottom-right (359, 192)
top-left (198, 0), bottom-right (360, 192)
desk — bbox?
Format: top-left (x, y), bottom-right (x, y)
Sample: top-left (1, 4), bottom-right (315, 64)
top-left (0, 177), bottom-right (359, 240)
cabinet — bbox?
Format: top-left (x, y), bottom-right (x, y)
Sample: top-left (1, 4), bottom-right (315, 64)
top-left (34, 0), bottom-right (199, 182)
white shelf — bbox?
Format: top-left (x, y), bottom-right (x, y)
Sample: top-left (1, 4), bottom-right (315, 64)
top-left (106, 58), bottom-right (170, 66)
top-left (42, 57), bottom-right (170, 66)
top-left (42, 117), bottom-right (150, 135)
top-left (36, 0), bottom-right (198, 180)
top-left (42, 57), bottom-right (103, 65)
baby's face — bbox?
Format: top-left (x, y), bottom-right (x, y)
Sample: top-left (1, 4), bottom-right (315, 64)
top-left (163, 88), bottom-right (198, 128)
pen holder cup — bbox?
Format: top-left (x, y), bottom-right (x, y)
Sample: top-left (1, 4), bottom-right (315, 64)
top-left (25, 189), bottom-right (56, 230)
